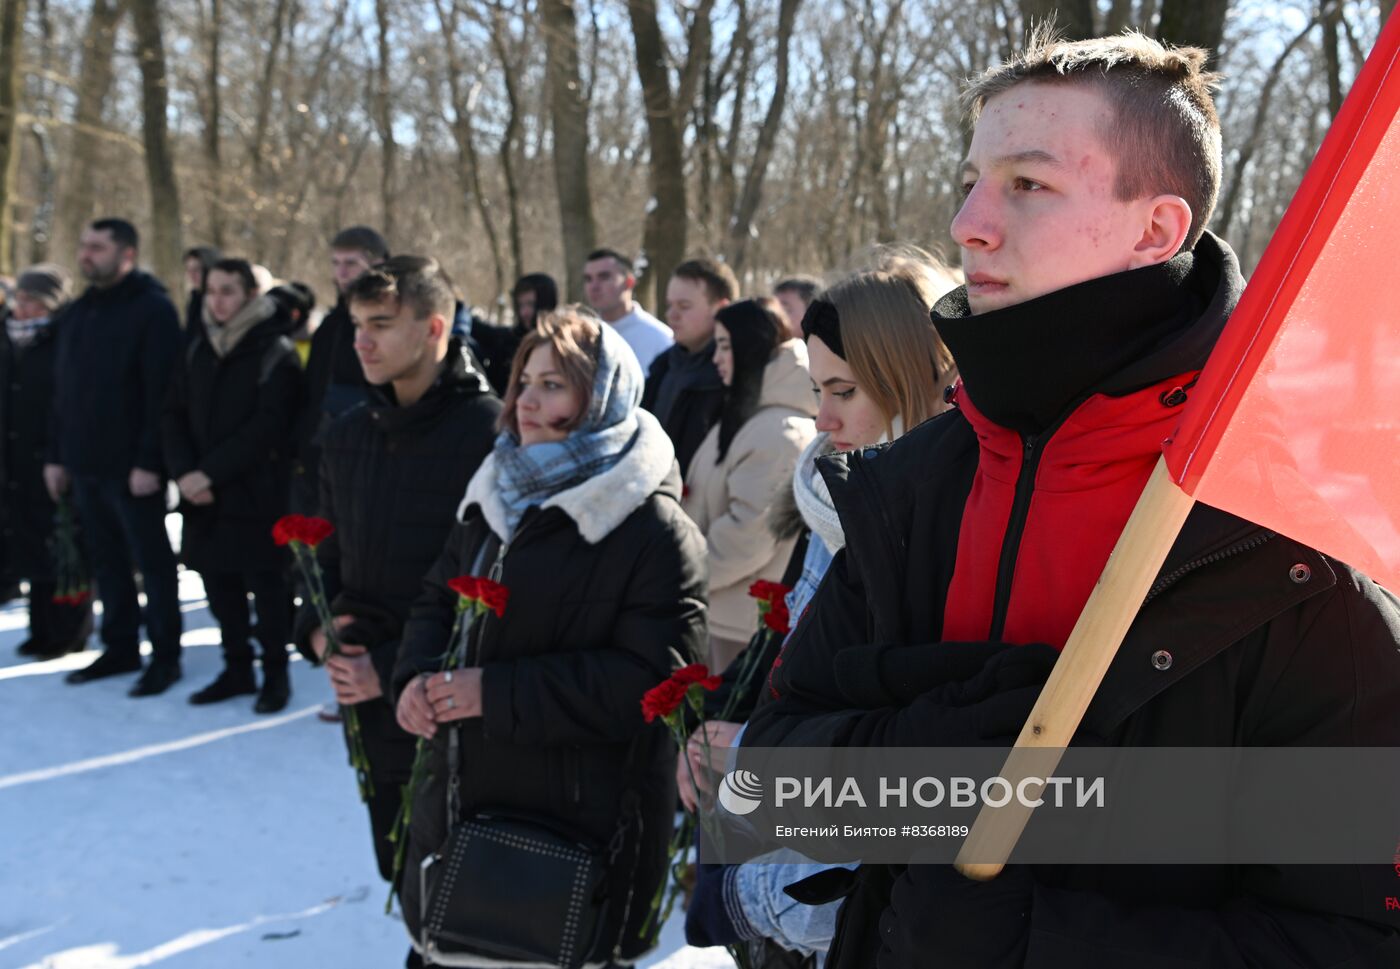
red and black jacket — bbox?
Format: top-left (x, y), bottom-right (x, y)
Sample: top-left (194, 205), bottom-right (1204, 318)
top-left (745, 234), bottom-right (1400, 967)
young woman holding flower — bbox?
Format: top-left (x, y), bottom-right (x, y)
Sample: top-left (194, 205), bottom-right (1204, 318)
top-left (392, 307), bottom-right (707, 968)
top-left (682, 250), bottom-right (959, 967)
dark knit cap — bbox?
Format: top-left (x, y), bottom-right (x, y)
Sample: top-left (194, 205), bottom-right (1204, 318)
top-left (17, 263), bottom-right (71, 311)
top-left (799, 297), bottom-right (845, 359)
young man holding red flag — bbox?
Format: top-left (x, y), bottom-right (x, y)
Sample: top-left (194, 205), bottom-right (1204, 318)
top-left (744, 32), bottom-right (1400, 968)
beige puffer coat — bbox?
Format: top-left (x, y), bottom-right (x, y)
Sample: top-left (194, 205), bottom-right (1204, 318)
top-left (682, 339), bottom-right (817, 643)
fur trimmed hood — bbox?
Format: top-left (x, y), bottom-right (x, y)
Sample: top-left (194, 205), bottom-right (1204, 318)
top-left (458, 409), bottom-right (678, 544)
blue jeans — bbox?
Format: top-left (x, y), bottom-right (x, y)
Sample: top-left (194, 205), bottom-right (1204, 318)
top-left (71, 475), bottom-right (182, 664)
top-left (730, 854), bottom-right (854, 962)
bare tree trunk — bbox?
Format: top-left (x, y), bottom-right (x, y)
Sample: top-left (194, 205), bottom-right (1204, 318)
top-left (1019, 0), bottom-right (1093, 38)
top-left (1322, 0), bottom-right (1343, 119)
top-left (542, 0), bottom-right (596, 301)
top-left (1383, 0), bottom-right (1397, 26)
top-left (247, 0), bottom-right (288, 245)
top-left (433, 0), bottom-right (505, 310)
top-left (627, 0), bottom-right (688, 309)
top-left (488, 9), bottom-right (525, 285)
top-left (1105, 0), bottom-right (1134, 33)
top-left (374, 0), bottom-right (396, 240)
top-left (200, 0), bottom-right (224, 247)
top-left (129, 0), bottom-right (183, 291)
top-left (28, 122), bottom-right (53, 262)
top-left (726, 0), bottom-right (801, 271)
top-left (1156, 0), bottom-right (1230, 66)
top-left (0, 0), bottom-right (26, 274)
top-left (1215, 9), bottom-right (1322, 237)
top-left (61, 0), bottom-right (124, 255)
top-left (27, 0), bottom-right (54, 261)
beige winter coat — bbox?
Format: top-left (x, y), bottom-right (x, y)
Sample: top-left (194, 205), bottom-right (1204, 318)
top-left (682, 339), bottom-right (817, 642)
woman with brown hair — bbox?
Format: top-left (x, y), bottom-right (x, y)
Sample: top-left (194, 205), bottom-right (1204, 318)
top-left (682, 249), bottom-right (960, 967)
top-left (392, 307), bottom-right (707, 968)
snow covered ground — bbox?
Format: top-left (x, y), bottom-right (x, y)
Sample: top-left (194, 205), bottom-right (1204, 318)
top-left (0, 564), bottom-right (732, 969)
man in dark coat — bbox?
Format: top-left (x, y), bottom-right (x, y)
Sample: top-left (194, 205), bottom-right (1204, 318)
top-left (46, 218), bottom-right (184, 696)
top-left (182, 245), bottom-right (219, 338)
top-left (1, 264), bottom-right (93, 659)
top-left (745, 34), bottom-right (1400, 968)
top-left (293, 256), bottom-right (500, 965)
top-left (642, 257), bottom-right (737, 477)
top-left (164, 258), bottom-right (304, 713)
top-left (471, 272), bottom-right (559, 395)
top-left (294, 225), bottom-right (388, 516)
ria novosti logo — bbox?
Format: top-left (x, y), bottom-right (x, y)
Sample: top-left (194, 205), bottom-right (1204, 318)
top-left (718, 770), bottom-right (764, 816)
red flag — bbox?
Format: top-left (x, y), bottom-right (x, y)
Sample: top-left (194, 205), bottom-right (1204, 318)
top-left (1164, 12), bottom-right (1400, 593)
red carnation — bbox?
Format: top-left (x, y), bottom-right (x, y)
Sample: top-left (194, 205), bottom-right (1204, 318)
top-left (762, 601), bottom-right (791, 636)
top-left (641, 678), bottom-right (688, 723)
top-left (748, 580), bottom-right (789, 602)
top-left (272, 514), bottom-right (335, 548)
top-left (672, 663), bottom-right (717, 688)
top-left (477, 579), bottom-right (509, 618)
top-left (447, 576), bottom-right (480, 601)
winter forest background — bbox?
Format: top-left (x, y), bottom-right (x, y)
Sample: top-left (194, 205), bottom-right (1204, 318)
top-left (0, 0), bottom-right (1389, 319)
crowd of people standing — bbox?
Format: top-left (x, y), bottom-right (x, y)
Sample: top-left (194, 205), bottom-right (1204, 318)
top-left (4, 26), bottom-right (1400, 969)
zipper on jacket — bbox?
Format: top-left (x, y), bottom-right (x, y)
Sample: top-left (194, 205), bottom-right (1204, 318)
top-left (987, 432), bottom-right (1048, 641)
top-left (1142, 530), bottom-right (1275, 606)
top-left (465, 537), bottom-right (509, 668)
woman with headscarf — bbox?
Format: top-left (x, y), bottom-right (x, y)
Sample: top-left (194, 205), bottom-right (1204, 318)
top-left (392, 306), bottom-right (707, 968)
top-left (682, 297), bottom-right (818, 671)
top-left (2, 264), bottom-right (94, 659)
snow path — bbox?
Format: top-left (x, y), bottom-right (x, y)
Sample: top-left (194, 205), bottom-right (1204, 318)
top-left (0, 564), bottom-right (731, 969)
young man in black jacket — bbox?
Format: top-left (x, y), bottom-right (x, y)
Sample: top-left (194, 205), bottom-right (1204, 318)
top-left (164, 258), bottom-right (304, 713)
top-left (642, 257), bottom-right (738, 477)
top-left (294, 256), bottom-right (500, 966)
top-left (45, 218), bottom-right (185, 696)
top-left (294, 225), bottom-right (388, 515)
top-left (745, 33), bottom-right (1400, 968)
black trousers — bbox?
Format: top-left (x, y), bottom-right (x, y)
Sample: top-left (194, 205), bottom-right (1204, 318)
top-left (70, 476), bottom-right (182, 664)
top-left (202, 569), bottom-right (291, 669)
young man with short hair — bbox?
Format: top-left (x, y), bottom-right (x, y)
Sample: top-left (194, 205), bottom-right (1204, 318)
top-left (164, 257), bottom-right (304, 713)
top-left (582, 247), bottom-right (672, 371)
top-left (642, 256), bottom-right (739, 476)
top-left (746, 33), bottom-right (1400, 967)
top-left (772, 274), bottom-right (821, 339)
top-left (295, 225), bottom-right (388, 514)
top-left (46, 218), bottom-right (185, 696)
top-left (294, 256), bottom-right (500, 965)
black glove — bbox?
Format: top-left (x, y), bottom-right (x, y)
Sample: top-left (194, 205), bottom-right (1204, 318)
top-left (835, 641), bottom-right (1059, 745)
top-left (877, 863), bottom-right (1033, 969)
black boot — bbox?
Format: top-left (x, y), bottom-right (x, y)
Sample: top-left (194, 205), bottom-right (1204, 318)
top-left (66, 650), bottom-right (143, 684)
top-left (16, 638), bottom-right (45, 657)
top-left (254, 666), bottom-right (291, 714)
top-left (189, 665), bottom-right (257, 705)
top-left (129, 661), bottom-right (183, 697)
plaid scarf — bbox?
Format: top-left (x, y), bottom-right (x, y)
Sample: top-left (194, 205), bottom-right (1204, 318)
top-left (5, 315), bottom-right (51, 347)
top-left (493, 318), bottom-right (645, 540)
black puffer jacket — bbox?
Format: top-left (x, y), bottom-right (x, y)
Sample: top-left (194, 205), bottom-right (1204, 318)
top-left (295, 299), bottom-right (369, 512)
top-left (642, 343), bottom-right (725, 478)
top-left (392, 415), bottom-right (708, 965)
top-left (296, 342), bottom-right (501, 779)
top-left (49, 270), bottom-right (181, 477)
top-left (0, 315), bottom-right (68, 577)
top-left (745, 237), bottom-right (1400, 967)
top-left (162, 299), bottom-right (304, 574)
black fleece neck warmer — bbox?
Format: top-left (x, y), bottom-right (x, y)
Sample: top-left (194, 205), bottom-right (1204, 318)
top-left (932, 245), bottom-right (1231, 438)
